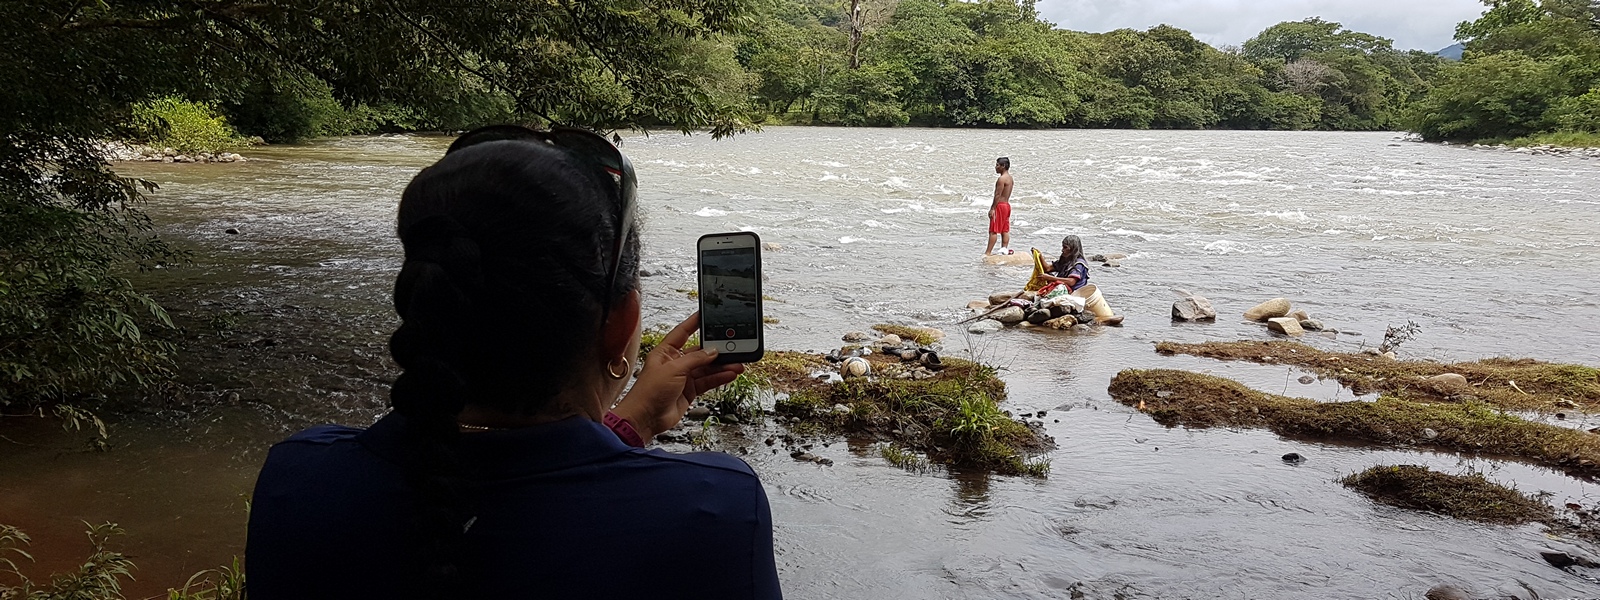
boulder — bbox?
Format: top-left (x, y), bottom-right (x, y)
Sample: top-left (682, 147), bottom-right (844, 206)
top-left (967, 299), bottom-right (991, 310)
top-left (910, 326), bottom-right (945, 342)
top-left (1427, 373), bottom-right (1470, 388)
top-left (1043, 316), bottom-right (1079, 330)
top-left (876, 334), bottom-right (903, 347)
top-left (1090, 253), bottom-right (1127, 262)
top-left (967, 320), bottom-right (1003, 334)
top-left (989, 291), bottom-right (1016, 306)
top-left (1026, 309), bottom-right (1052, 325)
top-left (1299, 319), bottom-right (1325, 332)
top-left (991, 306), bottom-right (1027, 324)
top-left (1102, 260), bottom-right (1121, 268)
top-left (842, 357), bottom-right (871, 378)
top-left (762, 242), bottom-right (782, 251)
top-left (1020, 290), bottom-right (1038, 302)
top-left (1267, 317), bottom-right (1304, 336)
top-left (1290, 310), bottom-right (1310, 322)
top-left (1171, 295), bottom-right (1217, 321)
top-left (1282, 452), bottom-right (1305, 463)
top-left (1245, 298), bottom-right (1292, 321)
top-left (842, 331), bottom-right (871, 342)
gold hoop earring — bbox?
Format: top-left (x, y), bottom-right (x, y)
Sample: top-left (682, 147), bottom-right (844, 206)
top-left (606, 356), bottom-right (631, 380)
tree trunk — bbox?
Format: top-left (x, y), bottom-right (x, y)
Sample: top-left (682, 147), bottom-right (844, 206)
top-left (848, 0), bottom-right (862, 70)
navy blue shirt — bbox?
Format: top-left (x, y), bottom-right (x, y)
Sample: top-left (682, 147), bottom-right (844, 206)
top-left (246, 413), bottom-right (781, 599)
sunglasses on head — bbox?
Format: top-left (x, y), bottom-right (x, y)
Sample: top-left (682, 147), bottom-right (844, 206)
top-left (447, 125), bottom-right (638, 322)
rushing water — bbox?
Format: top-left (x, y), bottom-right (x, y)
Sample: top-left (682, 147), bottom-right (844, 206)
top-left (4, 128), bottom-right (1599, 598)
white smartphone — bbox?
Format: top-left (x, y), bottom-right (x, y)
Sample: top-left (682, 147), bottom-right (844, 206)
top-left (697, 232), bottom-right (764, 364)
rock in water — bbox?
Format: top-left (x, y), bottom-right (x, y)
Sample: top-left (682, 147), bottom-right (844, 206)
top-left (1171, 295), bottom-right (1217, 321)
top-left (967, 299), bottom-right (991, 310)
top-left (1297, 375), bottom-right (1316, 385)
top-left (992, 306), bottom-right (1027, 324)
top-left (1043, 316), bottom-right (1079, 330)
top-left (842, 357), bottom-right (871, 378)
top-left (1245, 298), bottom-right (1292, 321)
top-left (1026, 310), bottom-right (1052, 325)
top-left (842, 331), bottom-right (870, 342)
top-left (1267, 317), bottom-right (1305, 336)
top-left (967, 320), bottom-right (1003, 334)
top-left (989, 291), bottom-right (1016, 306)
top-left (1282, 452), bottom-right (1305, 463)
top-left (1300, 319), bottom-right (1325, 331)
top-left (685, 406), bottom-right (711, 420)
top-left (1424, 585), bottom-right (1474, 600)
top-left (1290, 310), bottom-right (1310, 322)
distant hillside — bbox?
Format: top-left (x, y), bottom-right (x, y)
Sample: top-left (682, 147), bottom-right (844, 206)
top-left (1437, 43), bottom-right (1465, 60)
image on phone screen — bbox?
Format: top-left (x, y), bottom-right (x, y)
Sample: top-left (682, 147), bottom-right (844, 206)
top-left (700, 246), bottom-right (759, 343)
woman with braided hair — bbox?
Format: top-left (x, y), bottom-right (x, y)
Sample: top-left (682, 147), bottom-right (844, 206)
top-left (245, 127), bottom-right (782, 599)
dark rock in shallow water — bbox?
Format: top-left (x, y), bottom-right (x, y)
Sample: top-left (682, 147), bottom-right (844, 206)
top-left (685, 406), bottom-right (711, 420)
top-left (1026, 309), bottom-right (1052, 325)
top-left (1424, 584), bottom-right (1473, 600)
top-left (225, 228), bottom-right (240, 235)
top-left (1539, 551), bottom-right (1600, 568)
top-left (1282, 452), bottom-right (1305, 463)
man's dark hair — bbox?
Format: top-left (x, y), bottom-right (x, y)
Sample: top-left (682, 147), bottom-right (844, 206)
top-left (996, 157), bottom-right (1010, 170)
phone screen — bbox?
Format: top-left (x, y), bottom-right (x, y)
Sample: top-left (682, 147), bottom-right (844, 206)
top-left (698, 236), bottom-right (762, 360)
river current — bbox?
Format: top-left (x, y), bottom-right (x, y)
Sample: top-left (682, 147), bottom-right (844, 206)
top-left (3, 128), bottom-right (1599, 598)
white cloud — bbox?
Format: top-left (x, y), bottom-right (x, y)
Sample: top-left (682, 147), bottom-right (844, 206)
top-left (1036, 0), bottom-right (1488, 51)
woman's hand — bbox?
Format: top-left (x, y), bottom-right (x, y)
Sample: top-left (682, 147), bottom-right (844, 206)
top-left (611, 312), bottom-right (746, 442)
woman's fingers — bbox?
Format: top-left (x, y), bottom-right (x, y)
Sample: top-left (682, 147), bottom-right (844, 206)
top-left (660, 312), bottom-right (701, 350)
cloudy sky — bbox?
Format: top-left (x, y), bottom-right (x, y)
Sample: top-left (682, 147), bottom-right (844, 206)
top-left (1036, 0), bottom-right (1488, 52)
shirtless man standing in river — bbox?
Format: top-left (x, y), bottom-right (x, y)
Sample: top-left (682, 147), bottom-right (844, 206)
top-left (986, 157), bottom-right (1013, 256)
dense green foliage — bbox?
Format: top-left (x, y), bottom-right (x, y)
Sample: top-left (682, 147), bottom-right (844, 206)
top-left (130, 97), bottom-right (250, 154)
top-left (731, 1), bottom-right (1440, 130)
top-left (0, 0), bottom-right (758, 409)
top-left (1406, 0), bottom-right (1600, 142)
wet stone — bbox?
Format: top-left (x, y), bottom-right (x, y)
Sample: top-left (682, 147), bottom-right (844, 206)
top-left (1282, 452), bottom-right (1306, 463)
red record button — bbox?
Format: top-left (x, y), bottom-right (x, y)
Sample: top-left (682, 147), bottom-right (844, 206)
top-left (725, 328), bottom-right (736, 338)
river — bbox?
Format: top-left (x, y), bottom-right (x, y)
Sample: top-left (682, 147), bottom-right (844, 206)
top-left (3, 128), bottom-right (1599, 598)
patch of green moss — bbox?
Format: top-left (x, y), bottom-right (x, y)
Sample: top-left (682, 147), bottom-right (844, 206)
top-left (871, 324), bottom-right (943, 346)
top-left (1155, 341), bottom-right (1600, 411)
top-left (757, 351), bottom-right (1049, 476)
top-left (1341, 465), bottom-right (1552, 524)
top-left (1110, 368), bottom-right (1600, 478)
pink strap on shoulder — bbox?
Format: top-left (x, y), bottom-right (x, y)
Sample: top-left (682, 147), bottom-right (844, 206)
top-left (603, 411), bottom-right (646, 448)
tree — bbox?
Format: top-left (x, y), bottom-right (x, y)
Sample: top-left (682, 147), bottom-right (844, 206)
top-left (1242, 18), bottom-right (1393, 63)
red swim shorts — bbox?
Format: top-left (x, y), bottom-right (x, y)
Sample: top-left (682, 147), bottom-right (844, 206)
top-left (989, 202), bottom-right (1011, 234)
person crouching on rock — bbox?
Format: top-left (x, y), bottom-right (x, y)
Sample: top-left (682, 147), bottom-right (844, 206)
top-left (1038, 235), bottom-right (1123, 326)
top-left (245, 126), bottom-right (782, 599)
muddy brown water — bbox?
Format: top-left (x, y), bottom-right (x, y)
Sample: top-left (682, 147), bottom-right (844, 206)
top-left (3, 129), bottom-right (1600, 598)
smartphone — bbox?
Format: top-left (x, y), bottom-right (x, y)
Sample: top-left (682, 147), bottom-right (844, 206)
top-left (697, 232), bottom-right (764, 364)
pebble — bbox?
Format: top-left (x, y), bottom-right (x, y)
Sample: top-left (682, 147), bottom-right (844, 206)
top-left (832, 403), bottom-right (851, 414)
top-left (842, 357), bottom-right (871, 378)
top-left (1297, 375), bottom-right (1316, 385)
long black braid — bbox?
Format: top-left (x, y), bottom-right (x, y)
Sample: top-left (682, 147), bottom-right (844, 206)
top-left (386, 139), bottom-right (640, 597)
